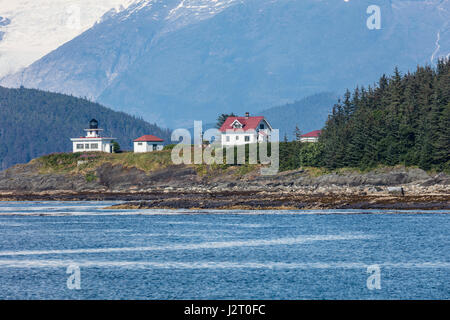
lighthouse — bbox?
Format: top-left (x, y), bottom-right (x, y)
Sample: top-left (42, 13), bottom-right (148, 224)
top-left (70, 119), bottom-right (116, 153)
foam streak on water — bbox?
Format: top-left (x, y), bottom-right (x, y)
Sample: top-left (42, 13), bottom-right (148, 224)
top-left (0, 260), bottom-right (449, 270)
top-left (0, 234), bottom-right (373, 257)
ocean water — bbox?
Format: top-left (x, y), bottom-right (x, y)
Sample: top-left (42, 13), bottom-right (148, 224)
top-left (0, 201), bottom-right (448, 300)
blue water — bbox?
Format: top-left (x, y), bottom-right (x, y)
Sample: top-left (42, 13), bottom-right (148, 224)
top-left (0, 201), bottom-right (449, 300)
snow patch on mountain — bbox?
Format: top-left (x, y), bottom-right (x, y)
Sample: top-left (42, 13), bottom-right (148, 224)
top-left (118, 0), bottom-right (155, 20)
top-left (167, 0), bottom-right (239, 21)
top-left (0, 0), bottom-right (136, 78)
top-left (431, 0), bottom-right (450, 63)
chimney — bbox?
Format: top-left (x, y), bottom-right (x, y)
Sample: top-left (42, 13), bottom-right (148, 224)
top-left (245, 112), bottom-right (249, 118)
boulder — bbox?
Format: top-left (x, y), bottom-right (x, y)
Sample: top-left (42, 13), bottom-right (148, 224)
top-left (387, 186), bottom-right (404, 196)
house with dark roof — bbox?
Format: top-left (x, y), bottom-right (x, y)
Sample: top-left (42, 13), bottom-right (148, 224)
top-left (133, 135), bottom-right (164, 153)
top-left (219, 112), bottom-right (273, 146)
top-left (300, 130), bottom-right (321, 143)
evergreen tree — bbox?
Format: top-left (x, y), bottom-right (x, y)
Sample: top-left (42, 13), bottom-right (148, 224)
top-left (294, 125), bottom-right (302, 141)
top-left (216, 113), bottom-right (237, 128)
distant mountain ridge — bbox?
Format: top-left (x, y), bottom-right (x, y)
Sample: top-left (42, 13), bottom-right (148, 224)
top-left (189, 92), bottom-right (337, 140)
top-left (0, 86), bottom-right (170, 169)
top-left (260, 92), bottom-right (338, 140)
top-left (1, 0), bottom-right (449, 127)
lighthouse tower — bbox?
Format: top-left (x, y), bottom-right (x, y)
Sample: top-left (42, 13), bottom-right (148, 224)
top-left (85, 119), bottom-right (102, 137)
top-left (70, 119), bottom-right (116, 153)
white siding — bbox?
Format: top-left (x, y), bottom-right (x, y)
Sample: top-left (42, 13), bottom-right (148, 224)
top-left (300, 137), bottom-right (319, 143)
top-left (71, 138), bottom-right (114, 153)
top-left (133, 141), bottom-right (164, 153)
top-left (221, 133), bottom-right (258, 146)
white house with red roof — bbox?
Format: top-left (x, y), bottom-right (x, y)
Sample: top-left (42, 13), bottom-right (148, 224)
top-left (70, 119), bottom-right (116, 153)
top-left (133, 135), bottom-right (164, 153)
top-left (300, 130), bottom-right (321, 143)
top-left (219, 112), bottom-right (273, 146)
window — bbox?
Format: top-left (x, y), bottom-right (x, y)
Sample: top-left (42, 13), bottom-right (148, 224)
top-left (91, 143), bottom-right (98, 149)
top-left (232, 120), bottom-right (242, 128)
top-left (226, 136), bottom-right (230, 142)
top-left (138, 142), bottom-right (143, 146)
top-left (85, 144), bottom-right (89, 149)
top-left (153, 144), bottom-right (157, 151)
top-left (76, 144), bottom-right (84, 149)
top-left (260, 124), bottom-right (264, 129)
top-left (245, 136), bottom-right (250, 142)
top-left (236, 136), bottom-right (239, 140)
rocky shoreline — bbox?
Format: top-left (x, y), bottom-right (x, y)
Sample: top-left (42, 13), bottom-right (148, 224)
top-left (106, 192), bottom-right (450, 210)
top-left (0, 161), bottom-right (449, 210)
top-left (0, 190), bottom-right (448, 210)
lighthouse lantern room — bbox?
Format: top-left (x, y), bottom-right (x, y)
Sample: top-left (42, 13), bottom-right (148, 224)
top-left (70, 119), bottom-right (116, 153)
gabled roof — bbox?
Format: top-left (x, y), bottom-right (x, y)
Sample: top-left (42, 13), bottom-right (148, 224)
top-left (230, 119), bottom-right (243, 127)
top-left (134, 135), bottom-right (164, 142)
top-left (219, 116), bottom-right (266, 132)
top-left (301, 130), bottom-right (322, 138)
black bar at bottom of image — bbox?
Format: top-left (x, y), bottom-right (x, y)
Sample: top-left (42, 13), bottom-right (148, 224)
top-left (0, 300), bottom-right (448, 318)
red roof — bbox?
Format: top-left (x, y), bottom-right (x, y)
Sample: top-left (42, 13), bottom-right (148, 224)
top-left (219, 116), bottom-right (265, 132)
top-left (134, 135), bottom-right (164, 142)
top-left (301, 130), bottom-right (321, 138)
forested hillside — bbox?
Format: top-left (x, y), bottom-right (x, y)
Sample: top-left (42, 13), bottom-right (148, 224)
top-left (0, 86), bottom-right (171, 169)
top-left (319, 59), bottom-right (449, 171)
top-left (278, 59), bottom-right (449, 172)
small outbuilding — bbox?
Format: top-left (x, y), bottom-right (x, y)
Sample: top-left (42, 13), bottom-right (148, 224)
top-left (133, 135), bottom-right (164, 153)
top-left (300, 130), bottom-right (321, 143)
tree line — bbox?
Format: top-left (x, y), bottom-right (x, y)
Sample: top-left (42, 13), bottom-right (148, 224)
top-left (319, 58), bottom-right (449, 171)
top-left (278, 59), bottom-right (449, 172)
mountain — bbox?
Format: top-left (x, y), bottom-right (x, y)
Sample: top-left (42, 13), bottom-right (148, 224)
top-left (0, 86), bottom-right (170, 169)
top-left (1, 0), bottom-right (449, 128)
top-left (0, 0), bottom-right (135, 78)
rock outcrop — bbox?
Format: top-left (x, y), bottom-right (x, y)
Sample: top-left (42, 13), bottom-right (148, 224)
top-left (0, 161), bottom-right (448, 195)
top-left (1, 160), bottom-right (448, 209)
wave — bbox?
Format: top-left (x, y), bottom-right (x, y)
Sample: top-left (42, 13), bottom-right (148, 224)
top-left (0, 234), bottom-right (374, 257)
top-left (0, 259), bottom-right (448, 270)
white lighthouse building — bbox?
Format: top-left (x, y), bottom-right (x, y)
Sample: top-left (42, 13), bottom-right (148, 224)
top-left (70, 119), bottom-right (116, 153)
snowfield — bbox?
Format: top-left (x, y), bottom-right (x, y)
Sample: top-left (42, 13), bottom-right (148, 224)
top-left (0, 0), bottom-right (135, 77)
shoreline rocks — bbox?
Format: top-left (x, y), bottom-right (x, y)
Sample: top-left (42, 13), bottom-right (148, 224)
top-left (0, 162), bottom-right (448, 210)
top-left (0, 190), bottom-right (448, 210)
